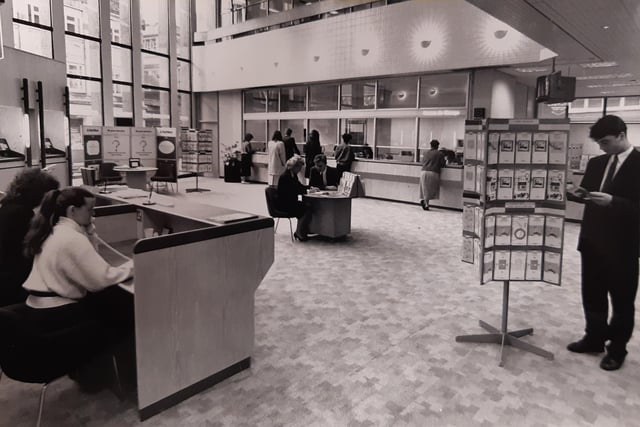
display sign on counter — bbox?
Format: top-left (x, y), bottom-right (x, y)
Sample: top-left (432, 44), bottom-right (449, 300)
top-left (156, 128), bottom-right (177, 161)
top-left (102, 126), bottom-right (130, 164)
top-left (131, 127), bottom-right (156, 160)
top-left (82, 126), bottom-right (102, 165)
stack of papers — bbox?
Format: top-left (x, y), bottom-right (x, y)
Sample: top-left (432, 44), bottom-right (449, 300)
top-left (114, 188), bottom-right (149, 199)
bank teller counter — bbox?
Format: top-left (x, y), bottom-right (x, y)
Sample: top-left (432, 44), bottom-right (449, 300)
top-left (351, 159), bottom-right (463, 209)
top-left (92, 190), bottom-right (274, 420)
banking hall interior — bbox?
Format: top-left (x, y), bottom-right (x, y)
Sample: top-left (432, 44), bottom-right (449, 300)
top-left (1, 0), bottom-right (640, 426)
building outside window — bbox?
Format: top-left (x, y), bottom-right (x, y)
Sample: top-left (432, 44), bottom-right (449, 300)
top-left (12, 0), bottom-right (53, 58)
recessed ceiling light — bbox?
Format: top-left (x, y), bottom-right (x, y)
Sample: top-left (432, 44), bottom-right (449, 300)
top-left (602, 25), bottom-right (610, 30)
top-left (328, 10), bottom-right (339, 15)
top-left (514, 66), bottom-right (549, 73)
top-left (580, 61), bottom-right (618, 68)
top-left (576, 73), bottom-right (633, 80)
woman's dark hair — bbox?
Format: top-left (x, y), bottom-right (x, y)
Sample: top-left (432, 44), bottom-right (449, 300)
top-left (24, 187), bottom-right (95, 258)
top-left (272, 130), bottom-right (283, 141)
top-left (430, 139), bottom-right (440, 149)
top-left (243, 133), bottom-right (254, 142)
top-left (308, 129), bottom-right (320, 143)
top-left (1, 168), bottom-right (60, 208)
top-left (590, 115), bottom-right (627, 140)
top-left (342, 133), bottom-right (352, 144)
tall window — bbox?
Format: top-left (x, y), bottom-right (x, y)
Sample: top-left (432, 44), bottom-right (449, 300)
top-left (12, 0), bottom-right (53, 57)
top-left (140, 0), bottom-right (170, 126)
top-left (176, 0), bottom-right (192, 127)
top-left (64, 0), bottom-right (103, 151)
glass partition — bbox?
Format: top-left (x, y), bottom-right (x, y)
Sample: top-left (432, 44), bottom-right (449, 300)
top-left (68, 78), bottom-right (103, 127)
top-left (280, 86), bottom-right (306, 112)
top-left (341, 118), bottom-right (374, 159)
top-left (309, 119), bottom-right (338, 153)
top-left (113, 84), bottom-right (133, 120)
top-left (341, 81), bottom-right (375, 109)
top-left (569, 98), bottom-right (604, 123)
top-left (418, 116), bottom-right (465, 159)
top-left (176, 0), bottom-right (191, 59)
top-left (64, 0), bottom-right (100, 37)
top-left (267, 120), bottom-right (280, 140)
top-left (244, 90), bottom-right (268, 113)
top-left (606, 96), bottom-right (640, 122)
top-left (244, 120), bottom-right (267, 143)
top-left (419, 73), bottom-right (468, 108)
top-left (309, 83), bottom-right (339, 111)
top-left (281, 119), bottom-right (305, 153)
top-left (377, 76), bottom-right (418, 109)
top-left (376, 117), bottom-right (416, 161)
top-left (178, 93), bottom-right (191, 127)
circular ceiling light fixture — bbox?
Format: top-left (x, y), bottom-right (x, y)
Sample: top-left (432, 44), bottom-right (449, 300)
top-left (410, 18), bottom-right (448, 66)
top-left (479, 18), bottom-right (524, 58)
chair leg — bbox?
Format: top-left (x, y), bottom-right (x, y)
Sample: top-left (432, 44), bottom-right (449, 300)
top-left (112, 355), bottom-right (124, 401)
top-left (37, 383), bottom-right (49, 427)
top-left (275, 218), bottom-right (280, 233)
top-left (288, 218), bottom-right (294, 242)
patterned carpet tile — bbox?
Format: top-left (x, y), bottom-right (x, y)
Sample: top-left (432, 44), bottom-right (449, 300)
top-left (2, 181), bottom-right (640, 426)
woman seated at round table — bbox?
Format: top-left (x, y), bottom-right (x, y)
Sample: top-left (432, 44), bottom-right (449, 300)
top-left (277, 155), bottom-right (312, 241)
top-left (309, 153), bottom-right (339, 191)
top-left (22, 187), bottom-right (134, 338)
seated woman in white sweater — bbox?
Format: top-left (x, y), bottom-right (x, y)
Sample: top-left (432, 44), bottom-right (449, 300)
top-left (22, 187), bottom-right (134, 336)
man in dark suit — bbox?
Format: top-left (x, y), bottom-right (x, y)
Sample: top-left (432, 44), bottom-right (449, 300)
top-left (283, 128), bottom-right (300, 160)
top-left (567, 115), bottom-right (640, 371)
top-left (309, 154), bottom-right (339, 190)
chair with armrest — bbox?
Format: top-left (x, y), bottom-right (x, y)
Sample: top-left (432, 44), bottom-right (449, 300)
top-left (97, 162), bottom-right (124, 193)
top-left (264, 186), bottom-right (295, 242)
top-left (150, 161), bottom-right (178, 193)
top-left (0, 303), bottom-right (123, 427)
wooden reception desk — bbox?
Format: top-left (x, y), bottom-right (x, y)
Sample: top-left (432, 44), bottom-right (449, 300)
top-left (93, 189), bottom-right (274, 420)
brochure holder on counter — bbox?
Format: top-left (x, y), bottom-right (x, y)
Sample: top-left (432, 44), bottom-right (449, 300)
top-left (456, 118), bottom-right (570, 367)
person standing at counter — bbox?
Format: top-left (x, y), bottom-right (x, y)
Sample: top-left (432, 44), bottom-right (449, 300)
top-left (303, 129), bottom-right (322, 180)
top-left (0, 168), bottom-right (60, 307)
top-left (22, 187), bottom-right (134, 336)
top-left (566, 115), bottom-right (640, 371)
top-left (309, 154), bottom-right (339, 191)
top-left (240, 133), bottom-right (254, 184)
top-left (268, 130), bottom-right (287, 186)
top-left (277, 155), bottom-right (312, 241)
top-left (419, 139), bottom-right (446, 211)
top-left (283, 128), bottom-right (300, 160)
top-left (334, 133), bottom-right (356, 179)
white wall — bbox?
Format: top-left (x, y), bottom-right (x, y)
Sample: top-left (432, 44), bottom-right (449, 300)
top-left (193, 0), bottom-right (553, 92)
top-left (217, 91), bottom-right (243, 175)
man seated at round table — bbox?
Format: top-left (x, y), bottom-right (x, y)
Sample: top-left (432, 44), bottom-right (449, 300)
top-left (309, 154), bottom-right (339, 191)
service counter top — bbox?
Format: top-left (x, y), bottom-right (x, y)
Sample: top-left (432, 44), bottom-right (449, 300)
top-left (93, 189), bottom-right (274, 420)
top-left (352, 161), bottom-right (463, 209)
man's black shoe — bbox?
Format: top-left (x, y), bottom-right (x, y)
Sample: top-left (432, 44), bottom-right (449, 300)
top-left (567, 338), bottom-right (604, 353)
top-left (600, 354), bottom-right (625, 371)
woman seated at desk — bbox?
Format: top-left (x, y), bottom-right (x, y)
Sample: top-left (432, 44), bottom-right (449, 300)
top-left (22, 187), bottom-right (134, 338)
top-left (277, 155), bottom-right (312, 241)
top-left (309, 154), bottom-right (339, 191)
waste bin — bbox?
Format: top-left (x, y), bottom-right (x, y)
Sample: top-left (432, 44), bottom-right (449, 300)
top-left (224, 160), bottom-right (242, 182)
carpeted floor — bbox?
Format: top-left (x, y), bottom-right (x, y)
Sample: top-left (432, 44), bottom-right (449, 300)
top-left (1, 177), bottom-right (639, 426)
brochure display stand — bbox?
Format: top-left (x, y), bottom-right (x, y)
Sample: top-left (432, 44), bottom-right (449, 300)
top-left (181, 129), bottom-right (212, 193)
top-left (456, 118), bottom-right (570, 366)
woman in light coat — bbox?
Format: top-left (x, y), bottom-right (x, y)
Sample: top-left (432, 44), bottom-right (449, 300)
top-left (268, 130), bottom-right (286, 186)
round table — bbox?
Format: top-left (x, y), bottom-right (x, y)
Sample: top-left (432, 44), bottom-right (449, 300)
top-left (113, 166), bottom-right (158, 190)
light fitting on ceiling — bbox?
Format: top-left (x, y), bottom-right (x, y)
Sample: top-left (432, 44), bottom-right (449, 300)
top-left (494, 30), bottom-right (508, 39)
top-left (353, 30), bottom-right (381, 66)
top-left (479, 18), bottom-right (523, 57)
top-left (576, 73), bottom-right (633, 81)
top-left (580, 61), bottom-right (618, 68)
top-left (602, 25), bottom-right (610, 30)
top-left (313, 55), bottom-right (320, 62)
top-left (428, 87), bottom-right (438, 97)
top-left (409, 18), bottom-right (448, 66)
top-left (328, 10), bottom-right (339, 15)
top-left (514, 67), bottom-right (549, 73)
top-left (587, 82), bottom-right (640, 88)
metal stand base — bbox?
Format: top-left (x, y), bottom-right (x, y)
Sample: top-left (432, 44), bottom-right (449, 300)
top-left (455, 281), bottom-right (554, 367)
top-left (186, 188), bottom-right (210, 192)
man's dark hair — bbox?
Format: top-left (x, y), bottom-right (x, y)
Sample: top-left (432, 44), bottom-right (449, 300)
top-left (590, 115), bottom-right (627, 140)
top-left (342, 133), bottom-right (352, 144)
top-left (430, 139), bottom-right (440, 149)
top-left (2, 168), bottom-right (60, 208)
top-left (285, 128), bottom-right (293, 136)
top-left (244, 133), bottom-right (254, 142)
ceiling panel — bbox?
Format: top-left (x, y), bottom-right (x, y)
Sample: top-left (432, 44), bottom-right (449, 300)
top-left (467, 0), bottom-right (640, 97)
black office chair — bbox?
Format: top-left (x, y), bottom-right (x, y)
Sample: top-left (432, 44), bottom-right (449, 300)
top-left (0, 303), bottom-right (122, 427)
top-left (150, 161), bottom-right (178, 193)
top-left (264, 186), bottom-right (295, 242)
top-left (97, 162), bottom-right (124, 194)
top-left (80, 166), bottom-right (97, 186)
